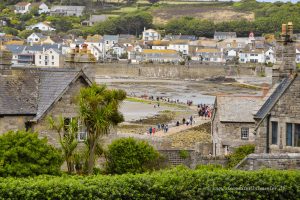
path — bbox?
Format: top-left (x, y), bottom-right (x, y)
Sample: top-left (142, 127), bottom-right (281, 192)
top-left (148, 116), bottom-right (210, 137)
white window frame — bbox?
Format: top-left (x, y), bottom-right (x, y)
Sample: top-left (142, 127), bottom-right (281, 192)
top-left (241, 127), bottom-right (249, 140)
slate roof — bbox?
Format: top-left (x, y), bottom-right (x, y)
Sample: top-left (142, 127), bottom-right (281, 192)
top-left (0, 68), bottom-right (92, 121)
top-left (254, 77), bottom-right (295, 119)
top-left (104, 35), bottom-right (119, 41)
top-left (0, 69), bottom-right (38, 115)
top-left (216, 95), bottom-right (262, 123)
top-left (5, 45), bottom-right (26, 54)
top-left (214, 32), bottom-right (237, 38)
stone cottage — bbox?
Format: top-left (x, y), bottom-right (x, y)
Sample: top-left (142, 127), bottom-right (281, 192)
top-left (254, 22), bottom-right (300, 154)
top-left (212, 95), bottom-right (262, 156)
top-left (0, 67), bottom-right (92, 146)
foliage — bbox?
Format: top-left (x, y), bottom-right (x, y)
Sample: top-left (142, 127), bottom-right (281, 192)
top-left (226, 144), bottom-right (255, 168)
top-left (106, 137), bottom-right (160, 174)
top-left (0, 167), bottom-right (299, 199)
top-left (18, 29), bottom-right (34, 39)
top-left (0, 130), bottom-right (63, 177)
top-left (195, 164), bottom-right (224, 171)
top-left (78, 83), bottom-right (126, 174)
top-left (178, 150), bottom-right (189, 159)
top-left (48, 116), bottom-right (79, 174)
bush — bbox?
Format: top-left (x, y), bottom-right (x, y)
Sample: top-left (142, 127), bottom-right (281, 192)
top-left (226, 144), bottom-right (255, 168)
top-left (195, 164), bottom-right (224, 171)
top-left (179, 150), bottom-right (189, 159)
top-left (0, 168), bottom-right (299, 199)
top-left (106, 137), bottom-right (160, 174)
top-left (0, 130), bottom-right (63, 177)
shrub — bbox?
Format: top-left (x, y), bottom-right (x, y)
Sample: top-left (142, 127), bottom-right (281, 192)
top-left (195, 164), bottom-right (224, 171)
top-left (226, 144), bottom-right (255, 168)
top-left (0, 168), bottom-right (299, 199)
top-left (0, 130), bottom-right (63, 177)
top-left (179, 150), bottom-right (190, 159)
top-left (106, 137), bottom-right (160, 174)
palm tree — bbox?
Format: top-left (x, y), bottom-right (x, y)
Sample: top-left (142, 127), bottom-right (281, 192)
top-left (78, 83), bottom-right (126, 174)
top-left (48, 115), bottom-right (78, 174)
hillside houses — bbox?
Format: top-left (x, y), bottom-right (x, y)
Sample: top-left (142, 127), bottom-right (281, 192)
top-left (3, 27), bottom-right (299, 65)
top-left (15, 2), bottom-right (49, 14)
top-left (50, 6), bottom-right (85, 17)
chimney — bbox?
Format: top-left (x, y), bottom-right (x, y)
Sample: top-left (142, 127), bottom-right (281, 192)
top-left (0, 45), bottom-right (12, 75)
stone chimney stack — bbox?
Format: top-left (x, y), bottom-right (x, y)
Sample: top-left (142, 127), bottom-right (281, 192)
top-left (0, 42), bottom-right (13, 75)
top-left (272, 22), bottom-right (296, 85)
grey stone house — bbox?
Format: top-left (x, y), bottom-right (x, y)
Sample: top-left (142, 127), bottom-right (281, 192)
top-left (212, 95), bottom-right (262, 156)
top-left (0, 67), bottom-right (92, 146)
top-left (253, 23), bottom-right (300, 154)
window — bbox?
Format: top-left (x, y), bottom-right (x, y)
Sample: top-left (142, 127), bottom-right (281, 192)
top-left (52, 55), bottom-right (54, 59)
top-left (39, 55), bottom-right (41, 59)
top-left (45, 55), bottom-right (48, 60)
top-left (241, 127), bottom-right (249, 140)
top-left (52, 62), bottom-right (54, 65)
top-left (45, 62), bottom-right (48, 65)
top-left (64, 118), bottom-right (87, 142)
top-left (271, 121), bottom-right (278, 145)
top-left (286, 123), bottom-right (293, 146)
top-left (78, 120), bottom-right (87, 142)
top-left (294, 124), bottom-right (300, 147)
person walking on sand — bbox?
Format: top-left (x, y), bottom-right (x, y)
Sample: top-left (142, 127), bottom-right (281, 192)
top-left (157, 123), bottom-right (161, 130)
top-left (182, 118), bottom-right (186, 125)
top-left (149, 127), bottom-right (152, 135)
top-left (190, 115), bottom-right (193, 126)
top-left (153, 127), bottom-right (156, 135)
top-left (165, 125), bottom-right (169, 133)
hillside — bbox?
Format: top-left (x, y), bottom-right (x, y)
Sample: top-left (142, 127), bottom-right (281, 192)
top-left (151, 4), bottom-right (254, 24)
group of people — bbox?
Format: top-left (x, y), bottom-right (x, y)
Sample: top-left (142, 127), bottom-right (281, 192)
top-left (182, 115), bottom-right (195, 126)
top-left (197, 104), bottom-right (212, 119)
top-left (148, 124), bottom-right (169, 135)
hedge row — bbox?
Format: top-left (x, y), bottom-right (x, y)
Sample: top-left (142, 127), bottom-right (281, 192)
top-left (0, 167), bottom-right (299, 199)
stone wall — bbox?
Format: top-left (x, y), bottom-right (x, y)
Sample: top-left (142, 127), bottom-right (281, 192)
top-left (255, 76), bottom-right (300, 153)
top-left (0, 116), bottom-right (31, 134)
top-left (81, 63), bottom-right (254, 81)
top-left (236, 153), bottom-right (300, 170)
top-left (159, 149), bottom-right (228, 168)
top-left (32, 77), bottom-right (89, 147)
top-left (212, 105), bottom-right (256, 156)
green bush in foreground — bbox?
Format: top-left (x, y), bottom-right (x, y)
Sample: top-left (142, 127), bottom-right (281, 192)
top-left (0, 130), bottom-right (63, 177)
top-left (0, 167), bottom-right (299, 199)
top-left (106, 137), bottom-right (161, 174)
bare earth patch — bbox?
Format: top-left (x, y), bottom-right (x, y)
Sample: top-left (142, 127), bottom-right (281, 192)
top-left (152, 5), bottom-right (254, 24)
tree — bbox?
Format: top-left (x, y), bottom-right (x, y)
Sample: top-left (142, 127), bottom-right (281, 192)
top-left (0, 130), bottom-right (63, 177)
top-left (106, 137), bottom-right (161, 174)
top-left (78, 84), bottom-right (126, 174)
top-left (48, 115), bottom-right (79, 174)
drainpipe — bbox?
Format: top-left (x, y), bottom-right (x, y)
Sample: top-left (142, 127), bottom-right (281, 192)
top-left (266, 114), bottom-right (270, 153)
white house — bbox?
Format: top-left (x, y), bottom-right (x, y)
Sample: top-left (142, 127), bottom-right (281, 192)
top-left (89, 44), bottom-right (103, 61)
top-left (265, 48), bottom-right (276, 64)
top-left (112, 43), bottom-right (125, 58)
top-left (31, 2), bottom-right (50, 14)
top-left (26, 22), bottom-right (56, 31)
top-left (35, 48), bottom-right (63, 67)
top-left (103, 35), bottom-right (119, 52)
top-left (27, 33), bottom-right (46, 44)
top-left (195, 48), bottom-right (224, 63)
top-left (239, 49), bottom-right (265, 63)
top-left (142, 29), bottom-right (161, 41)
top-left (14, 2), bottom-right (31, 14)
top-left (50, 6), bottom-right (85, 17)
top-left (133, 45), bottom-right (143, 52)
top-left (296, 48), bottom-right (300, 64)
top-left (168, 40), bottom-right (189, 55)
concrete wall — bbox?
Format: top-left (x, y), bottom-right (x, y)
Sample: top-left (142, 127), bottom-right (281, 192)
top-left (236, 153), bottom-right (300, 170)
top-left (80, 63), bottom-right (254, 81)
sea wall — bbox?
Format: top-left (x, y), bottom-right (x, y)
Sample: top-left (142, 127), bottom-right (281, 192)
top-left (79, 63), bottom-right (255, 80)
